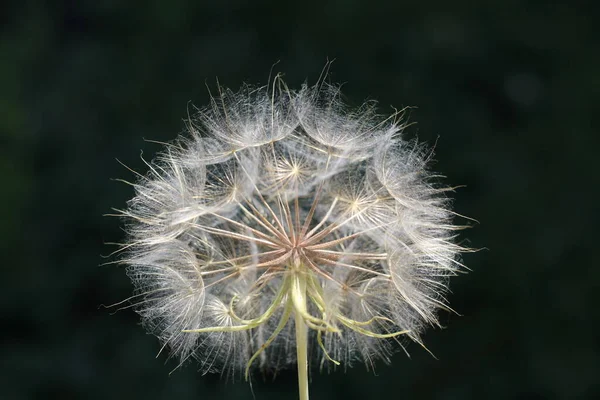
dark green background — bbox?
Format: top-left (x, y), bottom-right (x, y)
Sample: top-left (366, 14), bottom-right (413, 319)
top-left (3, 1), bottom-right (598, 399)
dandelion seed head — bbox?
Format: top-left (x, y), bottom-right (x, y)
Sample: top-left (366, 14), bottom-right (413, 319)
top-left (115, 74), bottom-right (469, 379)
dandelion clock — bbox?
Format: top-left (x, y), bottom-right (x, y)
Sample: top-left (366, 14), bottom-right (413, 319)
top-left (112, 73), bottom-right (470, 400)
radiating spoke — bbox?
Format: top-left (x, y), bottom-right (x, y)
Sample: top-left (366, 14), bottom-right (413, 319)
top-left (232, 152), bottom-right (291, 240)
top-left (300, 251), bottom-right (362, 296)
top-left (199, 252), bottom-right (290, 276)
top-left (312, 256), bottom-right (390, 278)
top-left (304, 223), bottom-right (391, 250)
top-left (203, 272), bottom-right (240, 289)
top-left (238, 201), bottom-right (290, 246)
top-left (303, 197), bottom-right (339, 240)
top-left (293, 182), bottom-right (301, 242)
top-left (193, 224), bottom-right (280, 248)
top-left (276, 191), bottom-right (295, 244)
top-left (201, 249), bottom-right (287, 267)
top-left (309, 249), bottom-right (388, 260)
top-left (253, 250), bottom-right (292, 267)
top-left (299, 182), bottom-right (324, 238)
top-left (208, 211), bottom-right (285, 246)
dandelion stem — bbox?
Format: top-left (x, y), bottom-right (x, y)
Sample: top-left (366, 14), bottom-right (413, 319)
top-left (294, 279), bottom-right (310, 400)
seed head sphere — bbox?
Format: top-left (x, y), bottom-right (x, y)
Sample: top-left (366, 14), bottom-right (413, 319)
top-left (115, 75), bottom-right (469, 396)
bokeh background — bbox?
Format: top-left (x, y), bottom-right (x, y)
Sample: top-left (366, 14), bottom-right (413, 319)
top-left (2, 1), bottom-right (598, 399)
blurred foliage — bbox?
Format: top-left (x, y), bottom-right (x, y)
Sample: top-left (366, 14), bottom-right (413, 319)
top-left (1, 0), bottom-right (599, 399)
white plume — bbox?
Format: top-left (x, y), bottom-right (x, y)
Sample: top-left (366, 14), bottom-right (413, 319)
top-left (115, 75), bottom-right (470, 380)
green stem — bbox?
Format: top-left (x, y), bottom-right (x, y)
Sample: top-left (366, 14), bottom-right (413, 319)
top-left (295, 300), bottom-right (309, 400)
top-left (291, 272), bottom-right (309, 400)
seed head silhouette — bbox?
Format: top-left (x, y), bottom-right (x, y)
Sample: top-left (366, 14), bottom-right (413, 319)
top-left (113, 73), bottom-right (470, 400)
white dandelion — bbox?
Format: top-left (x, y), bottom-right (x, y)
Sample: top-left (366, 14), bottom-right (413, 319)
top-left (113, 74), bottom-right (470, 400)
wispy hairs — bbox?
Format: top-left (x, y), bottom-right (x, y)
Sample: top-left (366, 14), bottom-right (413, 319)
top-left (112, 73), bottom-right (470, 400)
